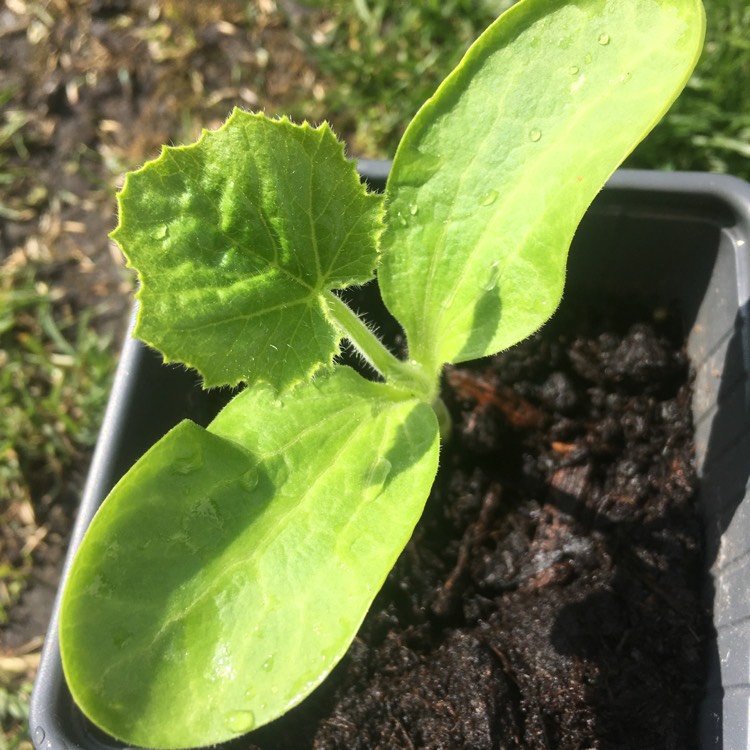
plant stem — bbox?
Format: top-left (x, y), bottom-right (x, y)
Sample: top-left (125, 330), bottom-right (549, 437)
top-left (432, 396), bottom-right (452, 442)
top-left (324, 291), bottom-right (435, 399)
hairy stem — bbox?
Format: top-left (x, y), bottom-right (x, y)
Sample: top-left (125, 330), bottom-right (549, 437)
top-left (324, 291), bottom-right (436, 400)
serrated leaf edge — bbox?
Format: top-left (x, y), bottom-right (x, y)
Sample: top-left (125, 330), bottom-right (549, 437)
top-left (109, 108), bottom-right (385, 392)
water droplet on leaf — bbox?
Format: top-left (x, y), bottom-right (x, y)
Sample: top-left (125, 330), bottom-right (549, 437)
top-left (154, 225), bottom-right (169, 240)
top-left (598, 32), bottom-right (610, 45)
top-left (584, 52), bottom-right (593, 64)
top-left (220, 249), bottom-right (237, 269)
top-left (368, 458), bottom-right (392, 486)
top-left (225, 710), bottom-right (256, 734)
top-left (262, 656), bottom-right (275, 671)
top-left (398, 212), bottom-right (407, 227)
top-left (483, 261), bottom-right (501, 292)
top-left (529, 128), bottom-right (542, 142)
top-left (173, 460), bottom-right (198, 475)
top-left (409, 204), bottom-right (418, 216)
top-left (568, 65), bottom-right (579, 75)
top-left (173, 446), bottom-right (203, 475)
top-left (240, 467), bottom-right (259, 492)
top-left (480, 189), bottom-right (498, 206)
top-left (34, 727), bottom-right (45, 745)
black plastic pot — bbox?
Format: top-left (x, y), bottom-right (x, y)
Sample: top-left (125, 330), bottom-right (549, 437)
top-left (30, 167), bottom-right (750, 750)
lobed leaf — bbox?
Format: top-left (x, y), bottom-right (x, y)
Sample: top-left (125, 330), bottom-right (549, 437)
top-left (111, 110), bottom-right (383, 390)
top-left (59, 368), bottom-right (439, 748)
top-left (379, 0), bottom-right (705, 376)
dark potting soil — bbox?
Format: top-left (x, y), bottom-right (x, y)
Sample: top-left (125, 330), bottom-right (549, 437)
top-left (245, 297), bottom-right (710, 750)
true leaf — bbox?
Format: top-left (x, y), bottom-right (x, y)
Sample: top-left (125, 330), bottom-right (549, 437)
top-left (111, 110), bottom-right (383, 390)
top-left (59, 367), bottom-right (439, 748)
top-left (378, 0), bottom-right (705, 377)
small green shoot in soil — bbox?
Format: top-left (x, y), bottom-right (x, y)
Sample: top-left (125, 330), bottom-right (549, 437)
top-left (59, 1), bottom-right (705, 747)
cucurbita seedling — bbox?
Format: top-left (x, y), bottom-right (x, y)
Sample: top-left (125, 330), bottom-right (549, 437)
top-left (59, 0), bottom-right (705, 746)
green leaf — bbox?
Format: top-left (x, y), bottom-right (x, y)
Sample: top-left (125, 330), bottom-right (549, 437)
top-left (111, 109), bottom-right (383, 390)
top-left (379, 0), bottom-right (705, 376)
top-left (59, 368), bottom-right (439, 748)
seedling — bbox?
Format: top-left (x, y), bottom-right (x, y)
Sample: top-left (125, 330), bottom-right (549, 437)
top-left (58, 0), bottom-right (704, 747)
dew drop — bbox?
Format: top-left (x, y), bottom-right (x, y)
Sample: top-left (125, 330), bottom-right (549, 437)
top-left (480, 189), bottom-right (498, 206)
top-left (219, 249), bottom-right (236, 269)
top-left (225, 710), bottom-right (256, 734)
top-left (598, 32), bottom-right (610, 45)
top-left (483, 261), bottom-right (501, 292)
top-left (173, 460), bottom-right (197, 475)
top-left (568, 65), bottom-right (579, 75)
top-left (398, 212), bottom-right (407, 227)
top-left (529, 128), bottom-right (542, 143)
top-left (34, 727), bottom-right (45, 745)
top-left (367, 457), bottom-right (392, 486)
top-left (272, 399), bottom-right (283, 408)
top-left (240, 467), bottom-right (259, 492)
top-left (262, 655), bottom-right (275, 672)
top-left (584, 52), bottom-right (593, 64)
top-left (173, 446), bottom-right (203, 476)
top-left (153, 225), bottom-right (169, 240)
top-left (409, 203), bottom-right (419, 216)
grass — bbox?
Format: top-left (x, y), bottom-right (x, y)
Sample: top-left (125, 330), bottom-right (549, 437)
top-left (629, 0), bottom-right (750, 176)
top-left (0, 265), bottom-right (115, 515)
top-left (0, 260), bottom-right (115, 748)
top-left (0, 79), bottom-right (116, 749)
top-left (0, 679), bottom-right (32, 750)
top-left (294, 0), bottom-right (750, 180)
top-left (288, 0), bottom-right (517, 156)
